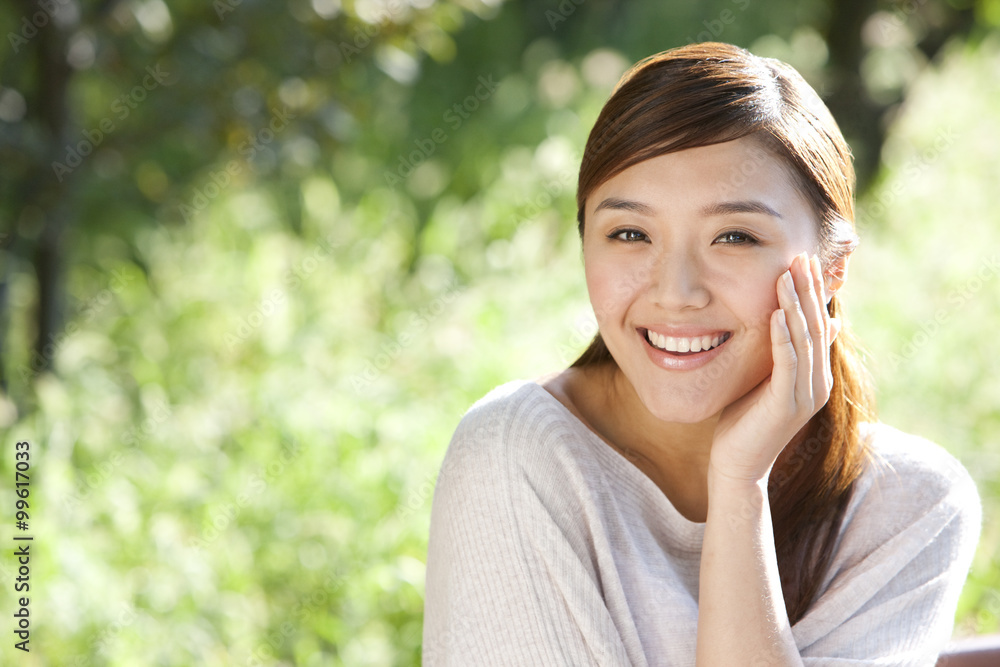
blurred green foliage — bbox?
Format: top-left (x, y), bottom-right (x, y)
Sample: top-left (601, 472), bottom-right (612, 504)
top-left (0, 0), bottom-right (998, 663)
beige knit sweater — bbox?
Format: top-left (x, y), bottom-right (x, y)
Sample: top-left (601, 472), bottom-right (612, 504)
top-left (423, 380), bottom-right (982, 666)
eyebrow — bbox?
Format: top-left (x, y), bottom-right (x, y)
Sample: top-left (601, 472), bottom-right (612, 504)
top-left (593, 197), bottom-right (656, 216)
top-left (701, 200), bottom-right (784, 219)
top-left (593, 197), bottom-right (783, 220)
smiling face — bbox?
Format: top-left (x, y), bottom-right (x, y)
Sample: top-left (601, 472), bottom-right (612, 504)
top-left (583, 136), bottom-right (821, 423)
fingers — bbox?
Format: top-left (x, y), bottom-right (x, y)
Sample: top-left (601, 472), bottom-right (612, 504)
top-left (775, 252), bottom-right (833, 412)
top-left (807, 254), bottom-right (833, 393)
top-left (769, 301), bottom-right (795, 402)
top-left (775, 255), bottom-right (811, 406)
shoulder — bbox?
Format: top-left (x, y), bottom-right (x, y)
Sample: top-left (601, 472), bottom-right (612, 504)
top-left (459, 379), bottom-right (554, 424)
top-left (857, 422), bottom-right (981, 515)
top-left (796, 424), bottom-right (983, 656)
top-left (430, 380), bottom-right (600, 557)
top-left (443, 379), bottom-right (582, 476)
top-left (837, 422), bottom-right (981, 570)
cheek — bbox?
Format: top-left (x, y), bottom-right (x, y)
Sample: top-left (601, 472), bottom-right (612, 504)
top-left (584, 254), bottom-right (647, 323)
top-left (708, 264), bottom-right (780, 331)
top-left (728, 273), bottom-right (781, 375)
top-left (742, 276), bottom-right (781, 330)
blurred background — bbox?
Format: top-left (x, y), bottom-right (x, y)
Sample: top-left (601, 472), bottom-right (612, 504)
top-left (0, 0), bottom-right (998, 663)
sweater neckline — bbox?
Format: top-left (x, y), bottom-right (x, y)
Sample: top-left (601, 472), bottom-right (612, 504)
top-left (519, 379), bottom-right (708, 546)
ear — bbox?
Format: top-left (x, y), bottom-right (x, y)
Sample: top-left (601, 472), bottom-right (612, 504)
top-left (824, 252), bottom-right (850, 304)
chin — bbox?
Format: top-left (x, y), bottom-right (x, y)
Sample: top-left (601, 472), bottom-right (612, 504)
top-left (606, 326), bottom-right (773, 424)
top-left (625, 358), bottom-right (771, 425)
top-left (633, 381), bottom-right (729, 424)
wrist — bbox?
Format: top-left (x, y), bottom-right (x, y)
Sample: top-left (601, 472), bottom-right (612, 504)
top-left (705, 465), bottom-right (771, 527)
top-left (707, 457), bottom-right (772, 490)
top-left (706, 462), bottom-right (771, 516)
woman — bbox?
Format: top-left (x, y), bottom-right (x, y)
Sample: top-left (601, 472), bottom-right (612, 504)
top-left (423, 42), bottom-right (981, 665)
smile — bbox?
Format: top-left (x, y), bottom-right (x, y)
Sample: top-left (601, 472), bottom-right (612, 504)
top-left (643, 329), bottom-right (732, 355)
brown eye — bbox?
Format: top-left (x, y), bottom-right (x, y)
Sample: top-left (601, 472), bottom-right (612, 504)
top-left (714, 230), bottom-right (759, 245)
top-left (609, 229), bottom-right (649, 243)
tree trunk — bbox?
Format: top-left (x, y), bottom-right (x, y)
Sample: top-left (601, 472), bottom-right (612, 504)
top-left (823, 0), bottom-right (883, 195)
top-left (27, 0), bottom-right (73, 377)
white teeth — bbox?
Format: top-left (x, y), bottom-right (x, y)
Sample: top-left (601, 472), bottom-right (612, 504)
top-left (646, 330), bottom-right (728, 354)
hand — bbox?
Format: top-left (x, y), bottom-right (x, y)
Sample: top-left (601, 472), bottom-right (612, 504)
top-left (708, 252), bottom-right (841, 484)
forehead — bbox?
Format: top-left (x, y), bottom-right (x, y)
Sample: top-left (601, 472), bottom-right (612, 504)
top-left (588, 137), bottom-right (817, 225)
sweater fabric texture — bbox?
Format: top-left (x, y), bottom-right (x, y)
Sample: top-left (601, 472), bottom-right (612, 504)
top-left (423, 380), bottom-right (982, 666)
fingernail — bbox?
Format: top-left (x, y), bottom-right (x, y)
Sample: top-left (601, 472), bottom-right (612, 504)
top-left (830, 317), bottom-right (842, 342)
top-left (781, 270), bottom-right (794, 292)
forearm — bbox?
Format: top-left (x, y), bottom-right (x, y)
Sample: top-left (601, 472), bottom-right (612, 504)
top-left (696, 468), bottom-right (804, 667)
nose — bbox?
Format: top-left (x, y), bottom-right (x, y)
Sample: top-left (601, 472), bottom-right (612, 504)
top-left (646, 250), bottom-right (711, 311)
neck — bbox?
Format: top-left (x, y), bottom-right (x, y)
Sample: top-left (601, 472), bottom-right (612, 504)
top-left (574, 364), bottom-right (720, 521)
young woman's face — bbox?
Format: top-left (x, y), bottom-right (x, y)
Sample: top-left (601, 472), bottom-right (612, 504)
top-left (583, 137), bottom-right (822, 423)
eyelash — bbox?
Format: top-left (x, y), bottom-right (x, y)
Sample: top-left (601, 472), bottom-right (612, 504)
top-left (606, 228), bottom-right (761, 246)
top-left (713, 230), bottom-right (760, 246)
top-left (608, 228), bottom-right (649, 243)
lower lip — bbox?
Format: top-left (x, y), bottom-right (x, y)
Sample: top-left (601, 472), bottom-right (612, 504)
top-left (640, 329), bottom-right (732, 370)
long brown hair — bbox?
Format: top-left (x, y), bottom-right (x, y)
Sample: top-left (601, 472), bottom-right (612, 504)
top-left (572, 42), bottom-right (876, 624)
